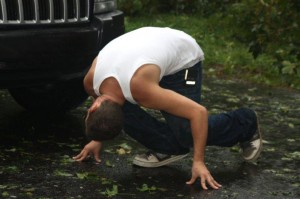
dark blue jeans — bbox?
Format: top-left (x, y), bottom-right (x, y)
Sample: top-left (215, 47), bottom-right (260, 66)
top-left (122, 62), bottom-right (257, 155)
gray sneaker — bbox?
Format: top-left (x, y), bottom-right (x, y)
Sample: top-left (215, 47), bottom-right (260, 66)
top-left (240, 112), bottom-right (263, 162)
top-left (133, 151), bottom-right (188, 168)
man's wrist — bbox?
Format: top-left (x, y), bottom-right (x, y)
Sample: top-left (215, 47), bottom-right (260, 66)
top-left (192, 158), bottom-right (205, 164)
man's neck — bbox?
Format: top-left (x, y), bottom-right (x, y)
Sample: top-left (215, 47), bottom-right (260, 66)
top-left (100, 77), bottom-right (125, 105)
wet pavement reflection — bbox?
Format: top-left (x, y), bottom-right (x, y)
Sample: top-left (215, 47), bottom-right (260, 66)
top-left (0, 76), bottom-right (299, 198)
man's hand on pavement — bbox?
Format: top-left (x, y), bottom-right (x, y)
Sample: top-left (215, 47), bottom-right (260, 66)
top-left (186, 161), bottom-right (222, 190)
top-left (73, 140), bottom-right (102, 163)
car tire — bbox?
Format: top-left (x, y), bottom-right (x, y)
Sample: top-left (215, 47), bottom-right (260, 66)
top-left (8, 78), bottom-right (88, 113)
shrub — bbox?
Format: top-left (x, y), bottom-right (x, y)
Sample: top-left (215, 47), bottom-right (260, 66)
top-left (230, 0), bottom-right (300, 88)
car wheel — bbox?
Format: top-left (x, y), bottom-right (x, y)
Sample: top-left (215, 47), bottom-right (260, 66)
top-left (8, 79), bottom-right (88, 113)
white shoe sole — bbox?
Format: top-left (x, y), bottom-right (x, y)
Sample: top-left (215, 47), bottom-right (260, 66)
top-left (133, 154), bottom-right (188, 168)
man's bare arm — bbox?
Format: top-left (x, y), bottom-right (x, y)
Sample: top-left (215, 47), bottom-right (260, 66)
top-left (131, 64), bottom-right (221, 189)
top-left (83, 57), bottom-right (98, 98)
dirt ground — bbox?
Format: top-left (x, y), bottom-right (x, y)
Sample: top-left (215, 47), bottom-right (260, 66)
top-left (0, 76), bottom-right (299, 199)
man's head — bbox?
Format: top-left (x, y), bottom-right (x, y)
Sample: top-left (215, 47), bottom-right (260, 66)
top-left (85, 99), bottom-right (123, 141)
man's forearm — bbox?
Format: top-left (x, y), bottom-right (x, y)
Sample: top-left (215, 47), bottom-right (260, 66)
top-left (190, 107), bottom-right (208, 162)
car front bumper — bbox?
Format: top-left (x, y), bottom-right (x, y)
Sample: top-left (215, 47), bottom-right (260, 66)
top-left (0, 10), bottom-right (124, 88)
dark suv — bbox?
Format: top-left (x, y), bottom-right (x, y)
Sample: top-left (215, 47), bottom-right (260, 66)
top-left (0, 0), bottom-right (124, 113)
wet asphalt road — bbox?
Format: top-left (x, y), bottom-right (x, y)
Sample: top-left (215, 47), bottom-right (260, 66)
top-left (0, 76), bottom-right (299, 199)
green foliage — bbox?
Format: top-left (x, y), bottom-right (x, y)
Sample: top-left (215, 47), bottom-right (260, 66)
top-left (53, 170), bottom-right (73, 177)
top-left (117, 0), bottom-right (144, 15)
top-left (136, 184), bottom-right (157, 192)
top-left (121, 0), bottom-right (300, 89)
top-left (136, 184), bottom-right (167, 193)
top-left (117, 0), bottom-right (235, 15)
top-left (101, 185), bottom-right (118, 197)
top-left (229, 0), bottom-right (300, 88)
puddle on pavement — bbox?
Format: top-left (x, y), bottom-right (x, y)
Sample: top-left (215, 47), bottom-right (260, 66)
top-left (0, 77), bottom-right (299, 198)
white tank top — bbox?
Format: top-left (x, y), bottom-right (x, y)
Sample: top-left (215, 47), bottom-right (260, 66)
top-left (93, 27), bottom-right (204, 104)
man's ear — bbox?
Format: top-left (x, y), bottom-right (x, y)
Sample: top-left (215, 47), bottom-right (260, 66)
top-left (89, 103), bottom-right (98, 113)
top-left (89, 97), bottom-right (101, 112)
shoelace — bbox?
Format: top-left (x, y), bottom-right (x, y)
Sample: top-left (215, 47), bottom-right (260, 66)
top-left (145, 151), bottom-right (169, 160)
top-left (241, 131), bottom-right (259, 150)
top-left (241, 140), bottom-right (260, 155)
top-left (241, 141), bottom-right (256, 150)
top-left (146, 151), bottom-right (152, 157)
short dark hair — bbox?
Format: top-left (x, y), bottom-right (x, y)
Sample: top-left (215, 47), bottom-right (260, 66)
top-left (85, 100), bottom-right (123, 141)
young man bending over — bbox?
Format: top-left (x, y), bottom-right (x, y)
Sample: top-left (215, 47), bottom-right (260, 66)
top-left (73, 27), bottom-right (262, 190)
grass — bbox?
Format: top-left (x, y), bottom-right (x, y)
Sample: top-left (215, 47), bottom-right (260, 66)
top-left (124, 13), bottom-right (294, 89)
